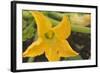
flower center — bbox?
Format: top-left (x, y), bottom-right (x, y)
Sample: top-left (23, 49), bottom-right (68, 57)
top-left (45, 30), bottom-right (55, 39)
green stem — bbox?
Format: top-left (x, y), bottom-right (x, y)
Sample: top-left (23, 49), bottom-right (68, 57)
top-left (43, 11), bottom-right (63, 21)
top-left (71, 25), bottom-right (90, 33)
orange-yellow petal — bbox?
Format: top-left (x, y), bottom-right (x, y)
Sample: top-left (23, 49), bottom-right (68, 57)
top-left (44, 47), bottom-right (60, 61)
top-left (32, 11), bottom-right (52, 37)
top-left (58, 40), bottom-right (78, 57)
top-left (23, 38), bottom-right (44, 57)
top-left (53, 16), bottom-right (71, 39)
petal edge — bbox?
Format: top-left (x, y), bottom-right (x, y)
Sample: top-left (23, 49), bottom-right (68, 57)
top-left (53, 16), bottom-right (71, 39)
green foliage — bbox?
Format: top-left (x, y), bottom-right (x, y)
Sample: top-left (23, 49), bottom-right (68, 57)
top-left (22, 22), bottom-right (36, 41)
top-left (22, 10), bottom-right (36, 41)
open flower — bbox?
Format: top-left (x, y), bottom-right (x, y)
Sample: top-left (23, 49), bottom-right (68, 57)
top-left (23, 11), bottom-right (78, 61)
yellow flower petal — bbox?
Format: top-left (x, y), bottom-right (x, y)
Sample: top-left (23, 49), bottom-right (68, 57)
top-left (44, 45), bottom-right (60, 61)
top-left (23, 38), bottom-right (44, 57)
top-left (58, 40), bottom-right (78, 57)
top-left (23, 12), bottom-right (78, 62)
top-left (53, 16), bottom-right (71, 39)
top-left (32, 11), bottom-right (52, 37)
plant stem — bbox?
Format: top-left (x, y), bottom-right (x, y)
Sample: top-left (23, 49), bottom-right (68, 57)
top-left (71, 25), bottom-right (90, 33)
top-left (43, 11), bottom-right (63, 21)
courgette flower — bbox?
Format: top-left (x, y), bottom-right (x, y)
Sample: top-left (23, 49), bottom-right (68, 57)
top-left (23, 11), bottom-right (78, 61)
